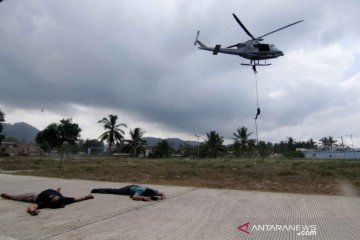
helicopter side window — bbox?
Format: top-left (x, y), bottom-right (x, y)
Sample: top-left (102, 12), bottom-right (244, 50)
top-left (256, 44), bottom-right (270, 52)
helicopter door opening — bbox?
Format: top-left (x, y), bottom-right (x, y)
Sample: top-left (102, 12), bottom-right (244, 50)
top-left (255, 44), bottom-right (270, 52)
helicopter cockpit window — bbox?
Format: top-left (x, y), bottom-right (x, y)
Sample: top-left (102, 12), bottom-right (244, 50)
top-left (270, 45), bottom-right (279, 51)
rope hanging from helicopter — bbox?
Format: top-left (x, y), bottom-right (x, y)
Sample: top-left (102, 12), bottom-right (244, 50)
top-left (252, 65), bottom-right (262, 159)
top-left (253, 65), bottom-right (260, 144)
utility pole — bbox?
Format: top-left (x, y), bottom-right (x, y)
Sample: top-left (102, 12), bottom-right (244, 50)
top-left (195, 134), bottom-right (200, 159)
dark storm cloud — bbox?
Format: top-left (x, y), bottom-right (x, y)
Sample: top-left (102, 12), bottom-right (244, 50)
top-left (1, 0), bottom-right (360, 142)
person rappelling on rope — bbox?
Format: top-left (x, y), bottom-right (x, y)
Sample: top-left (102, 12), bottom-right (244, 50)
top-left (252, 65), bottom-right (257, 74)
top-left (254, 107), bottom-right (261, 120)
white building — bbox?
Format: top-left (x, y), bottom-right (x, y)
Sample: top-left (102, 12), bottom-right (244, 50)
top-left (299, 149), bottom-right (360, 160)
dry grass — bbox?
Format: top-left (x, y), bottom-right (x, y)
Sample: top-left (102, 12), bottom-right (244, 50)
top-left (0, 156), bottom-right (359, 195)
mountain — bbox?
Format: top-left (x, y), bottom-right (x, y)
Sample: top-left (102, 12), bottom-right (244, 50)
top-left (0, 121), bottom-right (198, 147)
top-left (143, 137), bottom-right (198, 149)
top-left (2, 122), bottom-right (39, 143)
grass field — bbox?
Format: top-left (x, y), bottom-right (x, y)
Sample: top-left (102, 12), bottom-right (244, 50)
top-left (0, 156), bottom-right (359, 195)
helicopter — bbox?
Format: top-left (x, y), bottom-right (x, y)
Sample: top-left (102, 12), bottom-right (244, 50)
top-left (194, 13), bottom-right (303, 66)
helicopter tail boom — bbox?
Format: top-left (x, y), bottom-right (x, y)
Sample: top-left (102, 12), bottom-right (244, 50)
top-left (196, 39), bottom-right (207, 48)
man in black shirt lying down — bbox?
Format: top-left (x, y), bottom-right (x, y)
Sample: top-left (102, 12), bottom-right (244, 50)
top-left (1, 188), bottom-right (94, 216)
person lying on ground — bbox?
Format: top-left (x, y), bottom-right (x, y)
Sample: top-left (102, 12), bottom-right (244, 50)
top-left (91, 185), bottom-right (166, 201)
top-left (1, 188), bottom-right (94, 216)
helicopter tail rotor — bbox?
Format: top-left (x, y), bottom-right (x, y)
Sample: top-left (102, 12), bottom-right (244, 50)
top-left (194, 31), bottom-right (207, 48)
top-left (194, 30), bottom-right (200, 46)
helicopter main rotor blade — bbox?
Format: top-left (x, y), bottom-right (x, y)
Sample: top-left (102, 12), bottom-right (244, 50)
top-left (233, 13), bottom-right (255, 40)
top-left (258, 20), bottom-right (304, 39)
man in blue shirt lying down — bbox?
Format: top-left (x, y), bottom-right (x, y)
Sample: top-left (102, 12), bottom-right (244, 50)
top-left (91, 185), bottom-right (166, 201)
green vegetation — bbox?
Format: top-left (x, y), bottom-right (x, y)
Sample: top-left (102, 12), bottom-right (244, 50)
top-left (35, 119), bottom-right (82, 169)
top-left (1, 112), bottom-right (353, 160)
top-left (1, 114), bottom-right (358, 197)
top-left (35, 119), bottom-right (81, 153)
top-left (232, 126), bottom-right (254, 157)
top-left (152, 140), bottom-right (174, 158)
top-left (0, 156), bottom-right (359, 196)
top-left (0, 109), bottom-right (4, 144)
top-left (124, 128), bottom-right (147, 157)
top-left (98, 114), bottom-right (127, 151)
top-left (203, 131), bottom-right (226, 158)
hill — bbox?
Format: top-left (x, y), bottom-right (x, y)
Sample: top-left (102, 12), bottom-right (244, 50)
top-left (2, 122), bottom-right (39, 143)
top-left (0, 122), bottom-right (198, 147)
top-left (143, 137), bottom-right (198, 149)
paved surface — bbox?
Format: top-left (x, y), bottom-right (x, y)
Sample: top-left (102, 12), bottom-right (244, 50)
top-left (0, 174), bottom-right (359, 240)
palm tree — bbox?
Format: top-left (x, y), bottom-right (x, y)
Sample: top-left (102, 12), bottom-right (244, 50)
top-left (231, 140), bottom-right (241, 158)
top-left (305, 138), bottom-right (317, 149)
top-left (233, 126), bottom-right (253, 157)
top-left (319, 136), bottom-right (337, 150)
top-left (203, 131), bottom-right (225, 158)
top-left (124, 128), bottom-right (147, 157)
top-left (319, 137), bottom-right (328, 149)
top-left (98, 114), bottom-right (127, 151)
top-left (286, 137), bottom-right (296, 152)
top-left (328, 136), bottom-right (337, 150)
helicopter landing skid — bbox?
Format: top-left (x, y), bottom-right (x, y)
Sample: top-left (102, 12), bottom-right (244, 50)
top-left (241, 63), bottom-right (271, 66)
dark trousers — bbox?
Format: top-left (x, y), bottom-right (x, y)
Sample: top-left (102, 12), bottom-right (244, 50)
top-left (91, 185), bottom-right (135, 195)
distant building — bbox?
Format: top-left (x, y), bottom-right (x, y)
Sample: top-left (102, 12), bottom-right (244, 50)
top-left (298, 149), bottom-right (360, 160)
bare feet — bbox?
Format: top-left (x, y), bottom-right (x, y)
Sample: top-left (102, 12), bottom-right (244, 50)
top-left (85, 194), bottom-right (94, 199)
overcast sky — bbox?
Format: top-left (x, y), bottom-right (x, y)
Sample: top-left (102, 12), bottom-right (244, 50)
top-left (1, 0), bottom-right (360, 146)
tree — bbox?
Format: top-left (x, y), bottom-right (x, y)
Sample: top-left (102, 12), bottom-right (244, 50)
top-left (319, 137), bottom-right (329, 149)
top-left (231, 140), bottom-right (241, 158)
top-left (286, 137), bottom-right (296, 152)
top-left (203, 131), bottom-right (226, 158)
top-left (98, 114), bottom-right (127, 151)
top-left (35, 119), bottom-right (81, 168)
top-left (293, 138), bottom-right (318, 149)
top-left (36, 119), bottom-right (81, 153)
top-left (319, 136), bottom-right (337, 150)
top-left (35, 123), bottom-right (60, 153)
top-left (153, 140), bottom-right (173, 158)
top-left (124, 128), bottom-right (147, 157)
top-left (179, 144), bottom-right (197, 158)
top-left (57, 119), bottom-right (82, 145)
top-left (258, 141), bottom-right (273, 158)
top-left (232, 126), bottom-right (253, 157)
top-left (0, 109), bottom-right (5, 143)
top-left (327, 136), bottom-right (337, 150)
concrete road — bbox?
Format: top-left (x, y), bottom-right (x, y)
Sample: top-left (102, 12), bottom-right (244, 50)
top-left (0, 174), bottom-right (359, 240)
